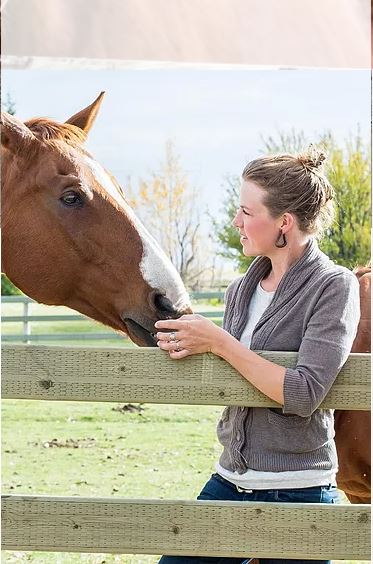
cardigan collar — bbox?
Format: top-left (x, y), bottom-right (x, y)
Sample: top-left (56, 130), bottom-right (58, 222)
top-left (224, 238), bottom-right (328, 341)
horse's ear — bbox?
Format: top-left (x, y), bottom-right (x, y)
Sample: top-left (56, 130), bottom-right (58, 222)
top-left (1, 112), bottom-right (37, 152)
top-left (65, 92), bottom-right (105, 134)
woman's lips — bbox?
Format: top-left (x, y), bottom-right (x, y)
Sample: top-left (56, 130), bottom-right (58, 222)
top-left (240, 236), bottom-right (248, 242)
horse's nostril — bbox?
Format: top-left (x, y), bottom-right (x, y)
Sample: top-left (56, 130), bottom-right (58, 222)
top-left (153, 293), bottom-right (177, 315)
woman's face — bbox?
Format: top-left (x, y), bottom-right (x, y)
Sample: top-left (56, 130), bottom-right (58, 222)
top-left (233, 180), bottom-right (280, 257)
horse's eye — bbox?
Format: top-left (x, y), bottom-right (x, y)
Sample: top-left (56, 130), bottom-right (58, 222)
top-left (60, 191), bottom-right (83, 207)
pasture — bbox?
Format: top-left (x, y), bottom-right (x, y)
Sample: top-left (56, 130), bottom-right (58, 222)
top-left (2, 399), bottom-right (221, 563)
top-left (2, 399), bottom-right (368, 564)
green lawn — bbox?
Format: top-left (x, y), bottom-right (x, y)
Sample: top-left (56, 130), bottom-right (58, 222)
top-left (2, 400), bottom-right (368, 564)
top-left (2, 400), bottom-right (222, 563)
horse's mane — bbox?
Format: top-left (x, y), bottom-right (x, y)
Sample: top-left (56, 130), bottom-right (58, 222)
top-left (25, 118), bottom-right (86, 146)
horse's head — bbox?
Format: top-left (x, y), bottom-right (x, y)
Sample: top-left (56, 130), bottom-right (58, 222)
top-left (1, 93), bottom-right (192, 346)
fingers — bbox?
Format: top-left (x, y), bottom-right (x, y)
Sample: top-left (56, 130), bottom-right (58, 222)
top-left (155, 319), bottom-right (186, 330)
top-left (156, 336), bottom-right (190, 359)
top-left (157, 338), bottom-right (184, 352)
top-left (155, 314), bottom-right (202, 331)
top-left (168, 348), bottom-right (190, 359)
top-left (156, 331), bottom-right (184, 342)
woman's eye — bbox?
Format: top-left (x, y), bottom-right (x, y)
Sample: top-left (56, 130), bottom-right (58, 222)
top-left (60, 191), bottom-right (83, 208)
top-left (242, 209), bottom-right (251, 216)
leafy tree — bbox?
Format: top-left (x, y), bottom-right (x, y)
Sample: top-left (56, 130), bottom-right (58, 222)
top-left (128, 140), bottom-right (211, 288)
top-left (319, 134), bottom-right (371, 268)
top-left (2, 275), bottom-right (22, 296)
top-left (214, 131), bottom-right (370, 271)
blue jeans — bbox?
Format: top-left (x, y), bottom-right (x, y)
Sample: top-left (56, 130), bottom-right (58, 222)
top-left (158, 473), bottom-right (340, 564)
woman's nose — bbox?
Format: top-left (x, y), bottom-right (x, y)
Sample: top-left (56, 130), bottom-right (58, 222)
top-left (232, 210), bottom-right (241, 228)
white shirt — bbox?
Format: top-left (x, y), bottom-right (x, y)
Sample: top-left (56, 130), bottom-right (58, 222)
top-left (216, 281), bottom-right (336, 490)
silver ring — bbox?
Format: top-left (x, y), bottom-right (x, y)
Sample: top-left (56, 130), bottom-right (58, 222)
top-left (175, 341), bottom-right (182, 352)
top-left (169, 332), bottom-right (177, 342)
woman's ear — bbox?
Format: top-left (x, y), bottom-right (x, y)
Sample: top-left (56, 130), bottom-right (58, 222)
top-left (280, 212), bottom-right (295, 233)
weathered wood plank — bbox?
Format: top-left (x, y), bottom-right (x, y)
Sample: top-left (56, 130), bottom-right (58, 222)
top-left (1, 495), bottom-right (370, 559)
top-left (2, 345), bottom-right (370, 409)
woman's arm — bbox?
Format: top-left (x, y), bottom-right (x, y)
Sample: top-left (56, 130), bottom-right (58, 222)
top-left (281, 272), bottom-right (360, 416)
top-left (156, 270), bottom-right (360, 416)
top-left (155, 315), bottom-right (285, 405)
top-left (214, 330), bottom-right (285, 405)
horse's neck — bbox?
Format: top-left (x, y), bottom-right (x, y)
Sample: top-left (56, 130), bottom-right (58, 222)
top-left (351, 270), bottom-right (371, 354)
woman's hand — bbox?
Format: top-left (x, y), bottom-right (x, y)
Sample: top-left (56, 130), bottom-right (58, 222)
top-left (155, 314), bottom-right (226, 359)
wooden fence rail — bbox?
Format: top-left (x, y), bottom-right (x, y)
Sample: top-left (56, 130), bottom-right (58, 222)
top-left (2, 344), bottom-right (371, 560)
top-left (2, 496), bottom-right (370, 560)
top-left (2, 345), bottom-right (370, 410)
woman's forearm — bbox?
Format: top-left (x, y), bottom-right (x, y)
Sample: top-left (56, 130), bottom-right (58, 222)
top-left (213, 330), bottom-right (285, 406)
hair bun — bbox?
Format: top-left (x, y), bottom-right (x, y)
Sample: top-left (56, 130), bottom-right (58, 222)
top-left (297, 145), bottom-right (327, 170)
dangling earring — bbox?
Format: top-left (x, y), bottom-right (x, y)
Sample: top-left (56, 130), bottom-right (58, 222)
top-left (275, 230), bottom-right (287, 248)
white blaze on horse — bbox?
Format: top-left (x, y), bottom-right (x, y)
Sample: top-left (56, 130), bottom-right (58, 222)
top-left (1, 92), bottom-right (191, 346)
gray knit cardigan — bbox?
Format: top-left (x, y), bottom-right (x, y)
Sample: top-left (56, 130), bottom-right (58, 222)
top-left (217, 239), bottom-right (360, 473)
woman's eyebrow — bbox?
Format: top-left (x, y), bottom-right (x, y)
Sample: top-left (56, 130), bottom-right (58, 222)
top-left (240, 205), bottom-right (254, 211)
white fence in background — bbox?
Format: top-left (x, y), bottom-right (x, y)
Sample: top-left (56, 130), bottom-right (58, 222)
top-left (2, 293), bottom-right (225, 343)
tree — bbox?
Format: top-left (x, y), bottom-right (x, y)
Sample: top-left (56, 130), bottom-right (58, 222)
top-left (2, 92), bottom-right (22, 295)
top-left (3, 92), bottom-right (16, 116)
top-left (128, 140), bottom-right (211, 288)
top-left (319, 134), bottom-right (370, 268)
top-left (214, 131), bottom-right (370, 271)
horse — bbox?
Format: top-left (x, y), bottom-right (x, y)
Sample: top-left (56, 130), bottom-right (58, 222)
top-left (1, 93), bottom-right (192, 347)
top-left (334, 265), bottom-right (371, 504)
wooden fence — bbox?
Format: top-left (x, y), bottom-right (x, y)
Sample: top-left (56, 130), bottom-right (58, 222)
top-left (2, 344), bottom-right (371, 560)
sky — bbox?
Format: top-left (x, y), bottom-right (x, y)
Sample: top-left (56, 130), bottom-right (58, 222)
top-left (3, 68), bottom-right (370, 218)
top-left (3, 67), bottom-right (370, 280)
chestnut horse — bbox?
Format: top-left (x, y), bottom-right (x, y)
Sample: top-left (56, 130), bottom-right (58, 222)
top-left (1, 93), bottom-right (192, 346)
top-left (334, 265), bottom-right (371, 504)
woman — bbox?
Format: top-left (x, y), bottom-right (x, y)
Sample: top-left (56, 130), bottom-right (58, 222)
top-left (155, 148), bottom-right (360, 564)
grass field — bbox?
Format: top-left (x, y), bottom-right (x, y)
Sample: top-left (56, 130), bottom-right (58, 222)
top-left (2, 400), bottom-right (368, 564)
top-left (2, 400), bottom-right (222, 563)
top-left (2, 302), bottom-right (369, 563)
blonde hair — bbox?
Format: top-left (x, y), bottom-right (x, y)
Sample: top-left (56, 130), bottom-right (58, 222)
top-left (242, 146), bottom-right (335, 237)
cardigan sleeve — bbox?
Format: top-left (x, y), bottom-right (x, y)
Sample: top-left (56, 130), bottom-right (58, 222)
top-left (283, 270), bottom-right (360, 417)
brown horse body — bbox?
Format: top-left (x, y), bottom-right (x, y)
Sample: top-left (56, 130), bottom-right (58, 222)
top-left (334, 266), bottom-right (371, 504)
top-left (1, 94), bottom-right (192, 346)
